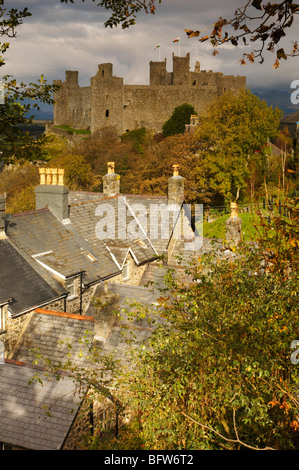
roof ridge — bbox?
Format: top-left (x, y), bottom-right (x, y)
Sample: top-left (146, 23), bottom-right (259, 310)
top-left (35, 308), bottom-right (94, 321)
top-left (70, 194), bottom-right (120, 207)
top-left (12, 207), bottom-right (50, 218)
top-left (4, 358), bottom-right (70, 376)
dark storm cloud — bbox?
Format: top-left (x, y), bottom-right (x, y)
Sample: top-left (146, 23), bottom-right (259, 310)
top-left (3, 0), bottom-right (299, 93)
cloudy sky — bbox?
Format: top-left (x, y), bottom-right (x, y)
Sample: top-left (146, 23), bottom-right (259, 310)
top-left (3, 1), bottom-right (299, 97)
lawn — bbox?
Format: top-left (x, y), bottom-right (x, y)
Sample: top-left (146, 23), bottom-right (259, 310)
top-left (53, 125), bottom-right (91, 135)
top-left (200, 211), bottom-right (263, 242)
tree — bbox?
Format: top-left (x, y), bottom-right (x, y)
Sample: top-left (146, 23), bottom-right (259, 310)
top-left (0, 1), bottom-right (59, 164)
top-left (32, 197), bottom-right (299, 450)
top-left (162, 103), bottom-right (196, 138)
top-left (193, 89), bottom-right (282, 205)
top-left (117, 197), bottom-right (299, 450)
top-left (185, 0), bottom-right (299, 68)
top-left (128, 132), bottom-right (200, 203)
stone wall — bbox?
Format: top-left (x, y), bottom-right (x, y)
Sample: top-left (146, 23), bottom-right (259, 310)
top-left (109, 253), bottom-right (148, 286)
top-left (53, 53), bottom-right (246, 136)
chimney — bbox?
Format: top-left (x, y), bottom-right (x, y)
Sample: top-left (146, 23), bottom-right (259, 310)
top-left (0, 194), bottom-right (6, 239)
top-left (35, 168), bottom-right (69, 221)
top-left (225, 201), bottom-right (242, 245)
top-left (102, 162), bottom-right (120, 197)
top-left (168, 164), bottom-right (185, 206)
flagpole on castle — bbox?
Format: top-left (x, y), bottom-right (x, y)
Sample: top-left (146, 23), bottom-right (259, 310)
top-left (173, 37), bottom-right (180, 57)
top-left (155, 45), bottom-right (161, 61)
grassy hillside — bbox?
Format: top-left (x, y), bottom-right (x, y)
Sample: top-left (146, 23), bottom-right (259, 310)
top-left (201, 212), bottom-right (262, 241)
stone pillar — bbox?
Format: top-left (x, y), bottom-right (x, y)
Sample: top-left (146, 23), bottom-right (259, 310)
top-left (102, 162), bottom-right (120, 197)
top-left (168, 164), bottom-right (185, 206)
top-left (90, 291), bottom-right (120, 343)
top-left (225, 202), bottom-right (242, 245)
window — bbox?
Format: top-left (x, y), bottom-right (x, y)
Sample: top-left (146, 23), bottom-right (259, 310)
top-left (122, 261), bottom-right (130, 281)
top-left (105, 109), bottom-right (109, 118)
top-left (66, 278), bottom-right (76, 298)
top-left (86, 253), bottom-right (97, 262)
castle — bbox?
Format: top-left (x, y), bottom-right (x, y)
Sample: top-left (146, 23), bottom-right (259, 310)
top-left (53, 53), bottom-right (246, 136)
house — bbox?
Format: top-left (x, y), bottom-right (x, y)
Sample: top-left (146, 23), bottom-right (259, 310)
top-left (0, 160), bottom-right (244, 449)
top-left (0, 162), bottom-right (195, 355)
top-left (0, 288), bottom-right (158, 449)
top-left (280, 109), bottom-right (299, 144)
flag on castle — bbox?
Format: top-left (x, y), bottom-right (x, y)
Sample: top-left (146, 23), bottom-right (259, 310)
top-left (155, 45), bottom-right (160, 49)
top-left (172, 37), bottom-right (181, 56)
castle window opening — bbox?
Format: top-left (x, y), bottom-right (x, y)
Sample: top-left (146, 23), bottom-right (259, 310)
top-left (193, 80), bottom-right (197, 86)
top-left (102, 70), bottom-right (105, 77)
top-left (105, 109), bottom-right (109, 118)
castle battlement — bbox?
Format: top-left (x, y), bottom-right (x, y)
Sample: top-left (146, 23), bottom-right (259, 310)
top-left (53, 53), bottom-right (246, 135)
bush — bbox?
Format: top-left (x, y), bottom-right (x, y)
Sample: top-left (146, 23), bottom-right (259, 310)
top-left (162, 103), bottom-right (196, 137)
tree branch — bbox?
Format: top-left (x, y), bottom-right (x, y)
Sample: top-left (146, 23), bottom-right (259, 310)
top-left (181, 410), bottom-right (276, 450)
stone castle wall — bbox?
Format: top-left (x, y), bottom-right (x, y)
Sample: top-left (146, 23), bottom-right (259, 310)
top-left (53, 53), bottom-right (246, 136)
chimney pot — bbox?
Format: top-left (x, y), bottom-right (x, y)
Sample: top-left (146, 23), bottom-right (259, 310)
top-left (107, 162), bottom-right (115, 174)
top-left (39, 168), bottom-right (46, 185)
top-left (51, 168), bottom-right (58, 185)
top-left (230, 202), bottom-right (238, 218)
top-left (173, 164), bottom-right (180, 177)
top-left (58, 169), bottom-right (65, 186)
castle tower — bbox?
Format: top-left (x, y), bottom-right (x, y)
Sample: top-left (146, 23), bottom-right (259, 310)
top-left (172, 53), bottom-right (190, 86)
top-left (65, 71), bottom-right (79, 88)
top-left (90, 64), bottom-right (124, 135)
top-left (150, 59), bottom-right (167, 85)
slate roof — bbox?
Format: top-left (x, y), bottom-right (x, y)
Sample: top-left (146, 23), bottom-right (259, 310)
top-left (0, 239), bottom-right (64, 316)
top-left (0, 360), bottom-right (83, 450)
top-left (10, 309), bottom-right (95, 368)
top-left (69, 195), bottom-right (158, 266)
top-left (6, 207), bottom-right (121, 288)
top-left (86, 282), bottom-right (164, 364)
